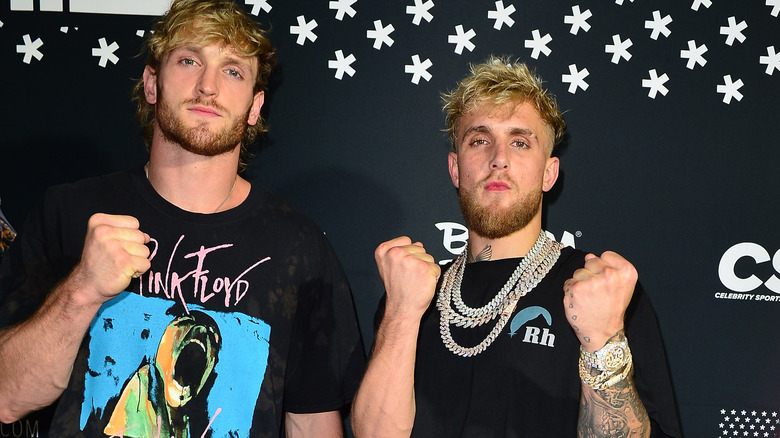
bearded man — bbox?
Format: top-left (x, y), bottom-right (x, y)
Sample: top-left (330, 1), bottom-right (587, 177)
top-left (0, 1), bottom-right (364, 436)
top-left (351, 57), bottom-right (681, 438)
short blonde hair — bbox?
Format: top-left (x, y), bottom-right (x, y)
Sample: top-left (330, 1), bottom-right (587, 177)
top-left (131, 0), bottom-right (276, 171)
top-left (442, 56), bottom-right (565, 154)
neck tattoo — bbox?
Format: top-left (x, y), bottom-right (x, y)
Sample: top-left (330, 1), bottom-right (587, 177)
top-left (144, 163), bottom-right (237, 213)
top-left (436, 230), bottom-right (562, 357)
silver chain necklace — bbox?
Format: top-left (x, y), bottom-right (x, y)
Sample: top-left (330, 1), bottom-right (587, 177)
top-left (437, 231), bottom-right (562, 357)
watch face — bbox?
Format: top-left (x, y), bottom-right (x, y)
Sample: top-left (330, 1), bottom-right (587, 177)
top-left (597, 342), bottom-right (629, 371)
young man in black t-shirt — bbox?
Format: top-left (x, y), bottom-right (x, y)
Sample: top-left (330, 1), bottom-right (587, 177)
top-left (352, 57), bottom-right (681, 437)
top-left (0, 1), bottom-right (364, 436)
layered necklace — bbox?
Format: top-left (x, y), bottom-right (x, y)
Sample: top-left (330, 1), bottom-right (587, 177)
top-left (437, 230), bottom-right (562, 357)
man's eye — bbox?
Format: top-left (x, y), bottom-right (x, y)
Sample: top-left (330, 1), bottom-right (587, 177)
top-left (180, 58), bottom-right (197, 66)
top-left (511, 140), bottom-right (529, 148)
top-left (469, 138), bottom-right (488, 147)
top-left (226, 69), bottom-right (242, 78)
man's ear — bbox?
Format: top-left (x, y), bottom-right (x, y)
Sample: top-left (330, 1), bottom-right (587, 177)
top-left (247, 91), bottom-right (265, 126)
top-left (448, 152), bottom-right (460, 189)
top-left (542, 156), bottom-right (560, 192)
top-left (143, 65), bottom-right (158, 105)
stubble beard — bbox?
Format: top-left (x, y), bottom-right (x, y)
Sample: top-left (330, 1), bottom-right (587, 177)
top-left (458, 183), bottom-right (543, 240)
top-left (155, 95), bottom-right (249, 157)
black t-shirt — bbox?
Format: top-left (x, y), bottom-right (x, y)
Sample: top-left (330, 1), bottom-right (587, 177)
top-left (411, 247), bottom-right (681, 437)
top-left (0, 168), bottom-right (365, 437)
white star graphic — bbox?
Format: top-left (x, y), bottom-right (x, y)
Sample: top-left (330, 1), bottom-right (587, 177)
top-left (717, 75), bottom-right (744, 104)
top-left (768, 0), bottom-right (780, 17)
top-left (245, 0), bottom-right (271, 16)
top-left (406, 0), bottom-right (434, 26)
top-left (680, 40), bottom-right (707, 69)
top-left (92, 37), bottom-right (119, 67)
top-left (488, 1), bottom-right (516, 30)
top-left (525, 29), bottom-right (552, 59)
top-left (720, 16), bottom-right (747, 46)
top-left (16, 34), bottom-right (43, 64)
top-left (290, 16), bottom-right (318, 45)
top-left (605, 34), bottom-right (632, 64)
top-left (405, 54), bottom-right (432, 84)
top-left (691, 0), bottom-right (712, 10)
top-left (448, 25), bottom-right (476, 55)
top-left (367, 20), bottom-right (395, 49)
top-left (329, 0), bottom-right (357, 21)
top-left (645, 10), bottom-right (672, 40)
top-left (615, 0), bottom-right (635, 4)
top-left (564, 5), bottom-right (591, 35)
top-left (561, 64), bottom-right (589, 94)
top-left (328, 50), bottom-right (356, 79)
top-left (642, 69), bottom-right (669, 98)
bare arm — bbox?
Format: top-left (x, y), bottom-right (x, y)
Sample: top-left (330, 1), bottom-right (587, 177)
top-left (0, 213), bottom-right (150, 423)
top-left (563, 252), bottom-right (651, 438)
top-left (577, 332), bottom-right (650, 438)
top-left (351, 237), bottom-right (440, 438)
top-left (286, 411), bottom-right (343, 438)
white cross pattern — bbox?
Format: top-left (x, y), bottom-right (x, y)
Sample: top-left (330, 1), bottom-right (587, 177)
top-left (680, 40), bottom-right (707, 69)
top-left (448, 25), bottom-right (476, 55)
top-left (330, 0), bottom-right (357, 21)
top-left (407, 0), bottom-right (434, 26)
top-left (720, 16), bottom-right (748, 46)
top-left (488, 1), bottom-right (515, 30)
top-left (525, 29), bottom-right (552, 60)
top-left (17, 34), bottom-right (43, 64)
top-left (760, 46), bottom-right (780, 75)
top-left (92, 37), bottom-right (119, 67)
top-left (615, 0), bottom-right (635, 4)
top-left (405, 54), bottom-right (432, 84)
top-left (564, 5), bottom-right (591, 35)
top-left (645, 10), bottom-right (672, 40)
top-left (642, 69), bottom-right (669, 98)
top-left (328, 50), bottom-right (356, 79)
top-left (605, 34), bottom-right (632, 64)
top-left (290, 15), bottom-right (318, 45)
top-left (367, 20), bottom-right (394, 50)
top-left (691, 0), bottom-right (712, 11)
top-left (717, 75), bottom-right (744, 104)
top-left (768, 0), bottom-right (780, 17)
top-left (245, 0), bottom-right (271, 16)
top-left (561, 64), bottom-right (589, 94)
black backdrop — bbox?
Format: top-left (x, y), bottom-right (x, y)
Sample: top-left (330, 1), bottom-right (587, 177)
top-left (2, 1), bottom-right (780, 436)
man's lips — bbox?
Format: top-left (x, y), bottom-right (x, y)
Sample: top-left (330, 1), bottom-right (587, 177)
top-left (188, 105), bottom-right (221, 117)
top-left (484, 180), bottom-right (511, 191)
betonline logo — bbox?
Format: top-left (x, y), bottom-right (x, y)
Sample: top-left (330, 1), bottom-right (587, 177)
top-left (10, 0), bottom-right (169, 15)
top-left (716, 242), bottom-right (780, 302)
top-left (435, 222), bottom-right (578, 264)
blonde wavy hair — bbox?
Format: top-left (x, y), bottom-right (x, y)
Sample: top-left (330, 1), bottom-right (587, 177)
top-left (131, 0), bottom-right (276, 171)
top-left (442, 56), bottom-right (565, 155)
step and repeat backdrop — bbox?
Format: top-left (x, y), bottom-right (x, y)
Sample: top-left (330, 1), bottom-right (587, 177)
top-left (1, 0), bottom-right (779, 436)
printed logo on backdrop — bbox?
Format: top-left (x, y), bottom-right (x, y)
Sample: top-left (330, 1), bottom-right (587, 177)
top-left (10, 0), bottom-right (169, 15)
top-left (718, 408), bottom-right (779, 437)
top-left (435, 222), bottom-right (579, 265)
top-left (716, 242), bottom-right (780, 302)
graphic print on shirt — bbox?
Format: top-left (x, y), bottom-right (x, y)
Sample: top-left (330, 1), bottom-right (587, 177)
top-left (79, 293), bottom-right (271, 438)
top-left (509, 305), bottom-right (556, 348)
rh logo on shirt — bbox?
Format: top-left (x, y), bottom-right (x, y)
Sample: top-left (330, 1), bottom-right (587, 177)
top-left (509, 306), bottom-right (555, 348)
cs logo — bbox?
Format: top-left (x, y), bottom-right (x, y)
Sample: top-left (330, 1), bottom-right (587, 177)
top-left (718, 242), bottom-right (780, 294)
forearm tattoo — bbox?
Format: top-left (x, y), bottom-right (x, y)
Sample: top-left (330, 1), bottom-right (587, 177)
top-left (468, 245), bottom-right (492, 263)
top-left (577, 332), bottom-right (650, 438)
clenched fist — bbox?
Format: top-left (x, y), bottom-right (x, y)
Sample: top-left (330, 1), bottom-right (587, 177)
top-left (562, 251), bottom-right (638, 352)
top-left (375, 237), bottom-right (441, 323)
top-left (70, 213), bottom-right (151, 305)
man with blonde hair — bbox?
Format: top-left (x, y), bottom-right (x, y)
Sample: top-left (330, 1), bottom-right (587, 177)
top-left (352, 57), bottom-right (680, 437)
top-left (0, 1), bottom-right (364, 436)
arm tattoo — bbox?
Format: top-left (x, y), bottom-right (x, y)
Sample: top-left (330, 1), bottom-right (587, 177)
top-left (468, 245), bottom-right (492, 263)
top-left (577, 332), bottom-right (650, 438)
